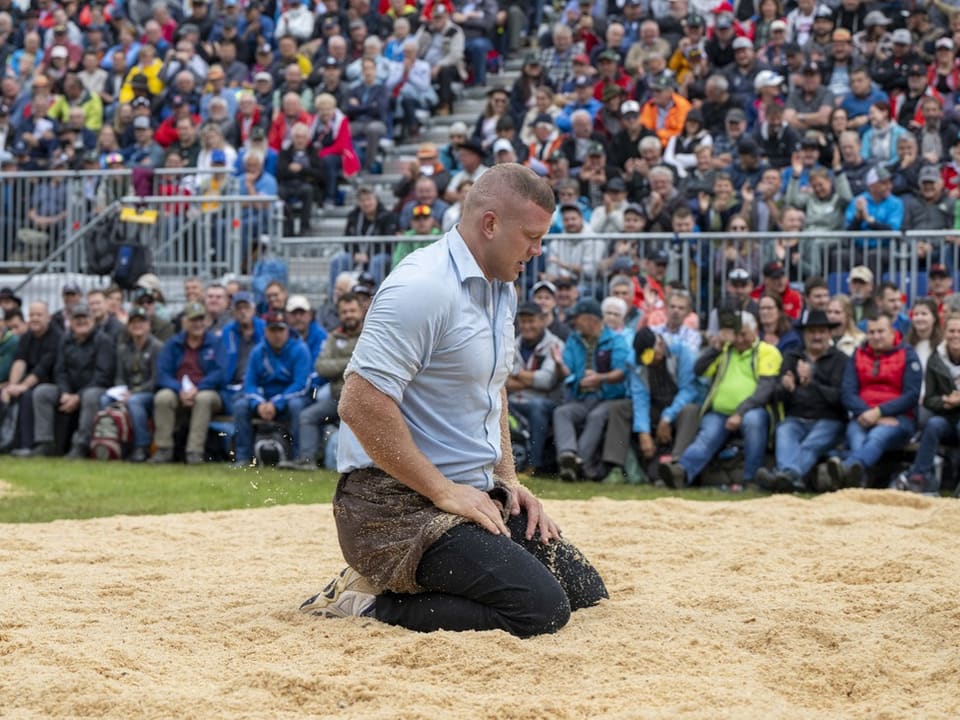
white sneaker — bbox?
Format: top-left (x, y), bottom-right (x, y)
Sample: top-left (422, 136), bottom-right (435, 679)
top-left (300, 567), bottom-right (377, 618)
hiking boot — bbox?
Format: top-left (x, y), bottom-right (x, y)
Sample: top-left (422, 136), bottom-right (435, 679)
top-left (185, 451), bottom-right (205, 465)
top-left (128, 447), bottom-right (149, 463)
top-left (557, 451), bottom-right (581, 482)
top-left (149, 447), bottom-right (174, 464)
top-left (773, 470), bottom-right (805, 494)
top-left (890, 471), bottom-right (928, 494)
top-left (754, 467), bottom-right (776, 492)
top-left (658, 462), bottom-right (687, 489)
top-left (26, 442), bottom-right (55, 458)
top-left (846, 462), bottom-right (864, 488)
top-left (300, 567), bottom-right (378, 618)
top-left (65, 444), bottom-right (89, 460)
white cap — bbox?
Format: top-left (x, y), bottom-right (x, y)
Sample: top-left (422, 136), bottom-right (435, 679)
top-left (732, 36), bottom-right (752, 50)
top-left (771, 19), bottom-right (786, 31)
top-left (286, 294), bottom-right (311, 312)
top-left (136, 273), bottom-right (161, 292)
top-left (849, 265), bottom-right (874, 284)
top-left (754, 69), bottom-right (783, 90)
top-left (492, 138), bottom-right (514, 154)
top-left (51, 45), bottom-right (68, 59)
top-left (620, 99), bottom-right (641, 114)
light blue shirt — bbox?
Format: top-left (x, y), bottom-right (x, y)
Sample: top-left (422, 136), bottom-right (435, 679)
top-left (337, 227), bottom-right (516, 491)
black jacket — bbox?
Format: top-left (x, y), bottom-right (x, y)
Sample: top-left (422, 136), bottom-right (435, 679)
top-left (277, 145), bottom-right (323, 184)
top-left (775, 345), bottom-right (847, 422)
top-left (923, 347), bottom-right (960, 424)
top-left (53, 329), bottom-right (115, 394)
top-left (13, 324), bottom-right (62, 384)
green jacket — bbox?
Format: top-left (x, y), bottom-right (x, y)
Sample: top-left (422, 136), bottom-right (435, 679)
top-left (0, 329), bottom-right (18, 383)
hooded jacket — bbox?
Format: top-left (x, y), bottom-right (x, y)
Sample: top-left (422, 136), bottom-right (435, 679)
top-left (842, 332), bottom-right (921, 421)
top-left (242, 335), bottom-right (311, 413)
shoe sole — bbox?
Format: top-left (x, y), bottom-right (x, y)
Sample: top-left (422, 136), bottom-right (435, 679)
top-left (300, 568), bottom-right (375, 618)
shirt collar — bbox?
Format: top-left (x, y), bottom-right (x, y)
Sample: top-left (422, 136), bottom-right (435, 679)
top-left (447, 225), bottom-right (488, 284)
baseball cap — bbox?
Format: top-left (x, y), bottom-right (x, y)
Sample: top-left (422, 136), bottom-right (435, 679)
top-left (715, 14), bottom-right (733, 29)
top-left (232, 290), bottom-right (255, 307)
top-left (210, 149), bottom-right (227, 165)
top-left (799, 131), bottom-right (821, 148)
top-left (891, 28), bottom-right (913, 45)
top-left (603, 177), bottom-right (627, 193)
top-left (754, 69), bottom-right (783, 90)
top-left (650, 73), bottom-right (675, 91)
top-left (771, 19), bottom-right (787, 32)
top-left (849, 265), bottom-right (874, 283)
top-left (919, 165), bottom-right (942, 183)
top-left (574, 75), bottom-right (592, 88)
top-left (0, 150), bottom-right (13, 165)
top-left (254, 71), bottom-right (273, 83)
top-left (532, 280), bottom-right (557, 295)
top-left (258, 43), bottom-right (272, 54)
top-left (623, 202), bottom-right (644, 216)
top-left (250, 126), bottom-right (267, 141)
top-left (801, 60), bottom-right (821, 75)
top-left (728, 267), bottom-right (751, 283)
top-left (907, 62), bottom-right (927, 76)
top-left (587, 141), bottom-right (605, 156)
top-left (70, 301), bottom-right (91, 318)
top-left (323, 56), bottom-right (340, 69)
top-left (132, 96), bottom-right (152, 109)
top-left (732, 37), bottom-right (752, 51)
top-left (62, 281), bottom-right (82, 294)
top-left (570, 298), bottom-right (603, 318)
top-left (183, 301), bottom-right (206, 320)
top-left (737, 137), bottom-right (759, 155)
top-left (492, 138), bottom-right (514, 154)
top-left (560, 203), bottom-right (583, 215)
top-left (516, 301), bottom-right (543, 317)
top-left (633, 327), bottom-right (658, 364)
top-left (815, 5), bottom-right (834, 18)
top-left (832, 28), bottom-right (851, 42)
top-left (572, 53), bottom-right (591, 65)
top-left (865, 165), bottom-right (892, 184)
top-left (726, 107), bottom-right (747, 123)
top-left (207, 65), bottom-right (225, 80)
top-left (323, 15), bottom-right (340, 29)
top-left (762, 261), bottom-right (785, 278)
top-left (411, 203), bottom-right (432, 218)
top-left (0, 287), bottom-right (22, 305)
top-left (351, 283), bottom-right (374, 296)
top-left (170, 94), bottom-right (186, 108)
top-left (133, 116), bottom-right (151, 130)
top-left (937, 37), bottom-right (955, 50)
top-left (685, 12), bottom-right (705, 27)
top-left (598, 49), bottom-right (620, 63)
top-left (263, 309), bottom-right (288, 327)
top-left (449, 121), bottom-right (469, 136)
top-left (128, 306), bottom-right (150, 322)
top-left (523, 52), bottom-right (541, 65)
top-left (621, 100), bottom-right (641, 115)
top-left (51, 46), bottom-right (68, 59)
top-left (864, 10), bottom-right (891, 26)
top-left (286, 294), bottom-right (311, 312)
top-left (647, 248), bottom-right (669, 264)
top-left (929, 263), bottom-right (951, 277)
top-left (416, 142), bottom-right (438, 160)
top-left (531, 113), bottom-right (555, 127)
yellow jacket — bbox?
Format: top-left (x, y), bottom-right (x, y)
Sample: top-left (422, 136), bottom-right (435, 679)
top-left (119, 59), bottom-right (165, 103)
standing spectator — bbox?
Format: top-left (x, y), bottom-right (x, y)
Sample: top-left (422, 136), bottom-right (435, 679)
top-left (31, 302), bottom-right (115, 458)
top-left (828, 313), bottom-right (921, 489)
top-left (232, 310), bottom-right (311, 468)
top-left (108, 306), bottom-right (164, 463)
top-left (551, 298), bottom-right (629, 481)
top-left (151, 302), bottom-right (224, 465)
top-left (751, 260), bottom-right (804, 319)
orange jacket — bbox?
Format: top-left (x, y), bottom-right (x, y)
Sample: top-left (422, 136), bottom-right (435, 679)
top-left (639, 94), bottom-right (691, 147)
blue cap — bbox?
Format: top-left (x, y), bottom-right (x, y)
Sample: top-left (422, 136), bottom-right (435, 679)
top-left (211, 149), bottom-right (227, 165)
top-left (232, 290), bottom-right (254, 307)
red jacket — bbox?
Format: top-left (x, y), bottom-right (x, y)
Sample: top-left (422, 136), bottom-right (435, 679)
top-left (315, 109), bottom-right (360, 177)
top-left (154, 113), bottom-right (202, 148)
top-left (267, 110), bottom-right (313, 152)
top-left (750, 284), bottom-right (803, 320)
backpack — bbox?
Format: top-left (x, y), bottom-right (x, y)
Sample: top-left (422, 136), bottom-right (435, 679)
top-left (86, 215), bottom-right (124, 276)
top-left (113, 242), bottom-right (153, 290)
top-left (253, 421), bottom-right (292, 467)
top-left (90, 403), bottom-right (133, 460)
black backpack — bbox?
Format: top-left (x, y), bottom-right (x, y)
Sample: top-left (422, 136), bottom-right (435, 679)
top-left (86, 214), bottom-right (123, 276)
top-left (113, 241), bottom-right (152, 290)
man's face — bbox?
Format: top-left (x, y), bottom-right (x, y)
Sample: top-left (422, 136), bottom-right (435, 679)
top-left (266, 324), bottom-right (288, 350)
top-left (667, 295), bottom-right (688, 328)
top-left (128, 316), bottom-right (150, 341)
top-left (610, 284), bottom-right (632, 304)
top-left (945, 319), bottom-right (960, 354)
top-left (623, 212), bottom-right (644, 232)
top-left (28, 303), bottom-right (49, 335)
top-left (205, 287), bottom-right (229, 314)
top-left (288, 308), bottom-right (310, 334)
top-left (866, 317), bottom-right (895, 351)
top-left (850, 71), bottom-right (870, 97)
top-left (804, 325), bottom-right (832, 353)
top-left (807, 286), bottom-right (830, 310)
top-left (672, 214), bottom-right (695, 234)
top-left (233, 301), bottom-right (255, 326)
top-left (880, 288), bottom-right (902, 316)
top-left (533, 288), bottom-right (556, 314)
top-left (849, 278), bottom-right (872, 301)
top-left (561, 209), bottom-right (583, 234)
top-left (517, 312), bottom-right (546, 342)
top-left (573, 313), bottom-right (601, 339)
top-left (62, 290), bottom-right (80, 308)
top-left (732, 325), bottom-right (756, 352)
top-left (764, 274), bottom-right (787, 294)
top-left (177, 120), bottom-right (196, 145)
top-left (481, 199), bottom-right (551, 283)
top-left (921, 179), bottom-right (942, 202)
top-left (70, 312), bottom-right (94, 340)
top-left (6, 314), bottom-right (26, 336)
top-left (646, 258), bottom-right (667, 282)
top-left (338, 300), bottom-right (363, 332)
top-left (264, 286), bottom-right (286, 310)
top-left (556, 284), bottom-right (578, 309)
top-left (931, 273), bottom-right (953, 297)
top-left (185, 279), bottom-right (203, 301)
top-left (87, 293), bottom-right (106, 321)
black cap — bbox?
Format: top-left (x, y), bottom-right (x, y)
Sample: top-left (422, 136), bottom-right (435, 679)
top-left (633, 326), bottom-right (657, 362)
top-left (646, 248), bottom-right (669, 264)
top-left (797, 309), bottom-right (840, 330)
top-left (517, 301), bottom-right (543, 316)
top-left (0, 287), bottom-right (22, 305)
top-left (762, 261), bottom-right (785, 278)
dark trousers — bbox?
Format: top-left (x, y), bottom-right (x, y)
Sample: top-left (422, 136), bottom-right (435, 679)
top-left (436, 65), bottom-right (461, 106)
top-left (278, 180), bottom-right (315, 235)
top-left (14, 387), bottom-right (36, 450)
top-left (373, 510), bottom-right (608, 638)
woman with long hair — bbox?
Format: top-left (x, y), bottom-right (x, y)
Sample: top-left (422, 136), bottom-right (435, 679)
top-left (827, 294), bottom-right (865, 356)
top-left (907, 297), bottom-right (943, 427)
top-left (758, 291), bottom-right (801, 352)
top-left (472, 87), bottom-right (510, 153)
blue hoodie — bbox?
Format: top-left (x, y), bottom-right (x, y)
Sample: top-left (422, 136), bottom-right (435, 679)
top-left (157, 330), bottom-right (224, 392)
top-left (218, 317), bottom-right (266, 385)
top-left (242, 335), bottom-right (312, 413)
top-left (562, 326), bottom-right (630, 401)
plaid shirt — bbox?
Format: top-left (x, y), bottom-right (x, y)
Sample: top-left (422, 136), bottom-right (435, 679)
top-left (539, 42), bottom-right (585, 89)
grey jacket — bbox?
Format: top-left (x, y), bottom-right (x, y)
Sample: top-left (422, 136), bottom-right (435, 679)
top-left (114, 334), bottom-right (164, 394)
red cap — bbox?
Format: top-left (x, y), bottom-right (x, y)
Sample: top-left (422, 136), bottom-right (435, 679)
top-left (572, 53), bottom-right (591, 65)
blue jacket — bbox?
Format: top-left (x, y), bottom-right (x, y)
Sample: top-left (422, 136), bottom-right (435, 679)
top-left (157, 330), bottom-right (224, 392)
top-left (242, 336), bottom-right (312, 413)
top-left (844, 191), bottom-right (904, 248)
top-left (628, 339), bottom-right (698, 433)
top-left (562, 326), bottom-right (629, 401)
top-left (301, 321), bottom-right (328, 361)
top-left (218, 317), bottom-right (266, 386)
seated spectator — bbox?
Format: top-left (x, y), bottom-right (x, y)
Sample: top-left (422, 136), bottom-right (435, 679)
top-left (663, 107), bottom-right (712, 179)
top-left (846, 265), bottom-right (877, 325)
top-left (346, 57), bottom-right (389, 172)
top-left (0, 308), bottom-right (24, 386)
top-left (313, 92), bottom-right (361, 206)
top-left (827, 293), bottom-right (866, 357)
top-left (282, 292), bottom-right (364, 470)
top-left (756, 310), bottom-right (848, 492)
top-left (285, 295), bottom-right (328, 365)
top-left (151, 302), bottom-right (224, 465)
top-left (602, 327), bottom-right (699, 484)
top-left (444, 139), bottom-right (488, 203)
top-left (659, 311), bottom-right (782, 489)
top-left (3, 302), bottom-right (61, 455)
top-left (413, 4), bottom-right (465, 116)
top-left (860, 101), bottom-right (908, 165)
top-left (232, 310), bottom-right (311, 468)
top-left (757, 291), bottom-right (802, 353)
top-left (107, 306), bottom-right (164, 463)
top-left (751, 261), bottom-right (803, 320)
top-left (268, 92), bottom-right (313, 152)
top-left (31, 302), bottom-right (115, 458)
top-left (393, 202), bottom-right (442, 267)
top-left (640, 73), bottom-right (691, 147)
top-left (649, 288), bottom-right (702, 354)
top-left (386, 39), bottom-right (436, 141)
top-left (556, 76), bottom-right (602, 133)
top-left (801, 276), bottom-right (831, 315)
top-left (753, 102), bottom-right (799, 169)
top-left (828, 313), bottom-right (921, 489)
top-left (552, 298), bottom-right (629, 481)
top-left (893, 313), bottom-right (960, 493)
top-left (277, 122), bottom-right (322, 236)
top-left (601, 296), bottom-right (633, 345)
top-left (531, 279), bottom-right (571, 341)
top-left (871, 281), bottom-right (911, 336)
top-left (218, 291), bottom-right (265, 412)
top-left (473, 87), bottom-right (511, 152)
top-left (840, 65), bottom-right (888, 133)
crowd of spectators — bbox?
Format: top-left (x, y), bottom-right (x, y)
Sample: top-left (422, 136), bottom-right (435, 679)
top-left (0, 272), bottom-right (368, 468)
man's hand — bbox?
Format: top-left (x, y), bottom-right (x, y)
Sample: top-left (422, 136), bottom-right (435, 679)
top-left (796, 359), bottom-right (811, 385)
top-left (507, 485), bottom-right (561, 543)
top-left (857, 407), bottom-right (881, 427)
top-left (655, 419), bottom-right (672, 446)
top-left (781, 370), bottom-right (796, 392)
top-left (725, 413), bottom-right (742, 431)
top-left (257, 401), bottom-right (277, 421)
top-left (59, 393), bottom-right (80, 413)
top-left (433, 482), bottom-right (511, 537)
top-left (579, 369), bottom-right (602, 390)
top-left (179, 388), bottom-right (198, 407)
top-left (639, 432), bottom-right (655, 458)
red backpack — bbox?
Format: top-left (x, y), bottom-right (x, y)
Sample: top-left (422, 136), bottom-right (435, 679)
top-left (90, 403), bottom-right (133, 460)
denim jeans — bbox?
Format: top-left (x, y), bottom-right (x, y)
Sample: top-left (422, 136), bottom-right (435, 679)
top-left (298, 393), bottom-right (340, 462)
top-left (844, 418), bottom-right (913, 470)
top-left (465, 36), bottom-right (493, 85)
top-left (678, 408), bottom-right (768, 483)
top-left (233, 394), bottom-right (308, 463)
top-left (373, 510), bottom-right (608, 637)
top-left (508, 395), bottom-right (556, 470)
top-left (100, 391), bottom-right (154, 449)
top-left (910, 415), bottom-right (960, 478)
top-left (775, 417), bottom-right (844, 478)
